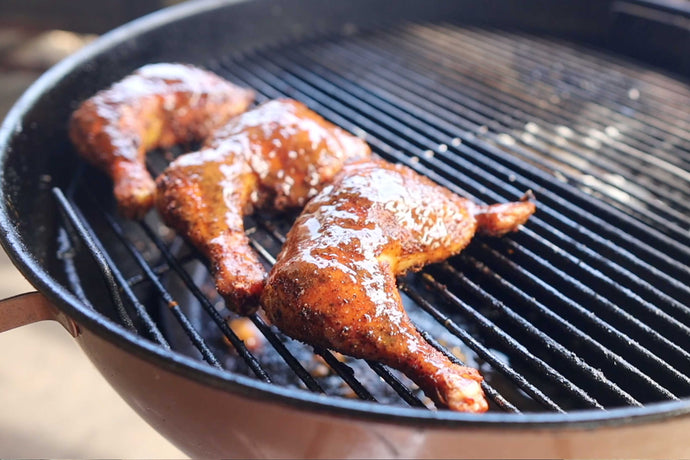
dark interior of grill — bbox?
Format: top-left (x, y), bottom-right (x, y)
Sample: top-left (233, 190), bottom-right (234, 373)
top-left (21, 16), bottom-right (690, 415)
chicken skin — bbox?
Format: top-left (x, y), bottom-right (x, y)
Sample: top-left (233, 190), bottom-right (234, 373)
top-left (69, 63), bottom-right (254, 218)
top-left (261, 159), bottom-right (536, 412)
top-left (156, 99), bottom-right (371, 314)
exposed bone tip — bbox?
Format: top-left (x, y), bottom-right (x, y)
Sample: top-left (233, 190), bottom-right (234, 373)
top-left (521, 189), bottom-right (536, 202)
top-left (438, 373), bottom-right (489, 413)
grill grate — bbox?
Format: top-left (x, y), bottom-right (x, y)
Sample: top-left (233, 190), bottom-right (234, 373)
top-left (54, 22), bottom-right (690, 413)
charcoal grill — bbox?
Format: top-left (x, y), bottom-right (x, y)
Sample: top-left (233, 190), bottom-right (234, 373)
top-left (1, 0), bottom-right (689, 457)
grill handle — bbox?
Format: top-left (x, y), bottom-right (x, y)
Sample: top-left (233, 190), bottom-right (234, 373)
top-left (0, 291), bottom-right (79, 337)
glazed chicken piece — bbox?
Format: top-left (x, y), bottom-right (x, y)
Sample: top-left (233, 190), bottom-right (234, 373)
top-left (156, 99), bottom-right (371, 314)
top-left (69, 63), bottom-right (254, 218)
top-left (261, 159), bottom-right (536, 412)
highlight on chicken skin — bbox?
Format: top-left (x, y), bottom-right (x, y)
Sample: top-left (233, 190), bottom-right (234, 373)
top-left (261, 159), bottom-right (536, 412)
top-left (69, 63), bottom-right (255, 218)
top-left (156, 99), bottom-right (371, 315)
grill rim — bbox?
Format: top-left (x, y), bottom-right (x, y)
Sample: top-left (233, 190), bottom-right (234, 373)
top-left (2, 0), bottom-right (690, 429)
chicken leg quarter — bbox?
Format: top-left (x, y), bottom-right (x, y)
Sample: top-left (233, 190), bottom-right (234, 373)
top-left (69, 63), bottom-right (254, 218)
top-left (156, 99), bottom-right (371, 314)
top-left (261, 159), bottom-right (536, 412)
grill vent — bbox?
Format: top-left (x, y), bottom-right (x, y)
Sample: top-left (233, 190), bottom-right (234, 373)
top-left (56, 22), bottom-right (690, 413)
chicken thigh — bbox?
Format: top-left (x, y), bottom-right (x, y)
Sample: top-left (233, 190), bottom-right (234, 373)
top-left (261, 159), bottom-right (536, 412)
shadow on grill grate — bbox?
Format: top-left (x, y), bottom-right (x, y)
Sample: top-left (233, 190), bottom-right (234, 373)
top-left (53, 21), bottom-right (690, 414)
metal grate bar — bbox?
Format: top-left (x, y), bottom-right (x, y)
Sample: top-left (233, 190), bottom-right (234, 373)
top-left (455, 30), bottom-right (690, 155)
top-left (434, 262), bottom-right (643, 406)
top-left (125, 253), bottom-right (199, 288)
top-left (52, 188), bottom-right (134, 331)
top-left (394, 25), bottom-right (690, 216)
top-left (481, 239), bottom-right (690, 389)
top-left (427, 24), bottom-right (690, 148)
top-left (515, 26), bottom-right (690, 100)
top-left (253, 218), bottom-right (287, 244)
top-left (400, 283), bottom-right (565, 412)
top-left (379, 24), bottom-right (690, 168)
top-left (402, 26), bottom-right (690, 196)
top-left (461, 250), bottom-right (677, 401)
top-left (475, 26), bottom-right (690, 121)
top-left (354, 26), bottom-right (686, 237)
top-left (465, 137), bottom-right (690, 285)
top-left (56, 227), bottom-right (91, 306)
top-left (54, 188), bottom-right (171, 347)
top-left (314, 348), bottom-right (377, 402)
top-left (516, 225), bottom-right (690, 338)
top-left (318, 34), bottom-right (690, 232)
top-left (471, 239), bottom-right (690, 388)
top-left (469, 137), bottom-right (690, 282)
top-left (416, 273), bottom-right (604, 409)
top-left (248, 314), bottom-right (325, 393)
top-left (138, 221), bottom-right (272, 382)
top-left (97, 208), bottom-right (223, 368)
top-left (365, 361), bottom-right (427, 408)
top-left (336, 29), bottom-right (690, 189)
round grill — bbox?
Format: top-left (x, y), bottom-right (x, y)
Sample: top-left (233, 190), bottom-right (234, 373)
top-left (52, 21), bottom-right (690, 415)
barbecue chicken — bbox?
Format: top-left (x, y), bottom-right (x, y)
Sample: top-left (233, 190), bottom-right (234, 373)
top-left (69, 63), bottom-right (254, 218)
top-left (261, 159), bottom-right (536, 412)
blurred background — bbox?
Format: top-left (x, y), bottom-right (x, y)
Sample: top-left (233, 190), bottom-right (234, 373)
top-left (0, 1), bottom-right (189, 457)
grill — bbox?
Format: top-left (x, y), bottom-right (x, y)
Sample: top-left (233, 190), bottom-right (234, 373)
top-left (49, 20), bottom-right (690, 416)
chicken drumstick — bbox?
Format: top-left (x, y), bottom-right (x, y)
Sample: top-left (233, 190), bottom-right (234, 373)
top-left (261, 159), bottom-right (536, 412)
top-left (156, 99), bottom-right (371, 314)
top-left (69, 63), bottom-right (254, 218)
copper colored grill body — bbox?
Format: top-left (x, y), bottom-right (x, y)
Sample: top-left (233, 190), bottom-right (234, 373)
top-left (56, 23), bottom-right (690, 414)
